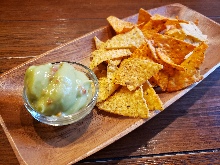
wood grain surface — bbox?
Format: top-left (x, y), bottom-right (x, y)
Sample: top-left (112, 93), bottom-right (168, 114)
top-left (0, 0), bottom-right (220, 164)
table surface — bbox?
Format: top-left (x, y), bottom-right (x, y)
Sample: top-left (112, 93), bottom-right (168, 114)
top-left (0, 0), bottom-right (220, 164)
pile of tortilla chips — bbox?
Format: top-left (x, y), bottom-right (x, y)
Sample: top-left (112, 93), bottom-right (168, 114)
top-left (89, 8), bottom-right (208, 118)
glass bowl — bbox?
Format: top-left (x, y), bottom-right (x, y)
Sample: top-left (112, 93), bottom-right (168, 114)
top-left (23, 61), bottom-right (99, 126)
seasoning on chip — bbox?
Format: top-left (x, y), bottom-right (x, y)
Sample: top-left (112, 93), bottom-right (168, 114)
top-left (97, 77), bottom-right (119, 103)
top-left (105, 27), bottom-right (146, 49)
top-left (97, 86), bottom-right (149, 118)
top-left (90, 49), bottom-right (131, 69)
top-left (164, 28), bottom-right (186, 41)
top-left (167, 42), bottom-right (208, 92)
top-left (142, 81), bottom-right (164, 111)
top-left (152, 70), bottom-right (170, 91)
top-left (156, 48), bottom-right (185, 71)
top-left (141, 19), bottom-right (166, 35)
top-left (113, 58), bottom-right (163, 91)
top-left (130, 42), bottom-right (155, 61)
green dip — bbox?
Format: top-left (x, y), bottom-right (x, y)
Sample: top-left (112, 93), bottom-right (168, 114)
top-left (24, 62), bottom-right (92, 116)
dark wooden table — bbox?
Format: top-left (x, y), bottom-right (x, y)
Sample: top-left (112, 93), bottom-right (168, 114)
top-left (0, 0), bottom-right (220, 164)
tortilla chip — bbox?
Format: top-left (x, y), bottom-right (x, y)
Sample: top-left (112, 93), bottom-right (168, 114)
top-left (96, 59), bottom-right (121, 103)
top-left (105, 27), bottom-right (146, 50)
top-left (152, 70), bottom-right (170, 91)
top-left (164, 28), bottom-right (187, 41)
top-left (107, 15), bottom-right (135, 34)
top-left (114, 58), bottom-right (163, 91)
top-left (148, 33), bottom-right (196, 64)
top-left (94, 36), bottom-right (105, 50)
top-left (180, 21), bottom-right (208, 42)
top-left (167, 42), bottom-right (208, 92)
top-left (152, 14), bottom-right (188, 24)
top-left (156, 48), bottom-right (185, 71)
top-left (150, 14), bottom-right (169, 21)
top-left (130, 42), bottom-right (155, 61)
top-left (107, 59), bottom-right (120, 76)
top-left (90, 49), bottom-right (131, 70)
top-left (97, 86), bottom-right (149, 118)
top-left (97, 77), bottom-right (119, 103)
top-left (137, 8), bottom-right (152, 25)
top-left (146, 40), bottom-right (159, 61)
top-left (142, 81), bottom-right (164, 111)
top-left (141, 19), bottom-right (166, 34)
top-left (107, 59), bottom-right (121, 95)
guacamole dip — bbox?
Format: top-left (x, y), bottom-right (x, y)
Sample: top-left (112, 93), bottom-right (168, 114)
top-left (24, 62), bottom-right (92, 116)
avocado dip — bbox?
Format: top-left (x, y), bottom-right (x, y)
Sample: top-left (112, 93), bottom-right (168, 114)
top-left (24, 62), bottom-right (92, 116)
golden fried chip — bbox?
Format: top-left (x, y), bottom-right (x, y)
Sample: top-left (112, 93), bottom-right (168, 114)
top-left (97, 77), bottom-right (110, 102)
top-left (156, 48), bottom-right (185, 71)
top-left (141, 19), bottom-right (166, 34)
top-left (137, 8), bottom-right (152, 25)
top-left (107, 59), bottom-right (121, 94)
top-left (167, 42), bottom-right (208, 92)
top-left (114, 58), bottom-right (163, 91)
top-left (146, 40), bottom-right (159, 61)
top-left (142, 81), bottom-right (164, 111)
top-left (130, 42), bottom-right (155, 61)
top-left (107, 16), bottom-right (135, 34)
top-left (148, 33), bottom-right (196, 64)
top-left (152, 70), bottom-right (169, 91)
top-left (151, 14), bottom-right (188, 26)
top-left (97, 77), bottom-right (119, 103)
top-left (90, 49), bottom-right (131, 69)
top-left (147, 43), bottom-right (175, 76)
top-left (164, 28), bottom-right (186, 41)
top-left (150, 14), bottom-right (168, 21)
top-left (97, 59), bottom-right (121, 103)
top-left (107, 58), bottom-right (122, 67)
top-left (180, 22), bottom-right (208, 42)
top-left (94, 36), bottom-right (105, 50)
top-left (105, 27), bottom-right (146, 50)
top-left (107, 59), bottom-right (120, 78)
top-left (97, 86), bottom-right (149, 118)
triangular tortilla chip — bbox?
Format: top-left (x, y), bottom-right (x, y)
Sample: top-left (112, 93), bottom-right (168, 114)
top-left (97, 86), bottom-right (149, 118)
top-left (180, 21), bottom-right (208, 42)
top-left (167, 42), bottom-right (208, 92)
top-left (147, 33), bottom-right (196, 64)
top-left (137, 8), bottom-right (152, 25)
top-left (164, 28), bottom-right (187, 41)
top-left (156, 48), bottom-right (185, 71)
top-left (114, 58), bottom-right (163, 91)
top-left (90, 49), bottom-right (131, 69)
top-left (142, 81), bottom-right (164, 111)
top-left (97, 77), bottom-right (119, 103)
top-left (107, 15), bottom-right (135, 34)
top-left (94, 36), bottom-right (105, 50)
top-left (105, 27), bottom-right (146, 50)
top-left (152, 70), bottom-right (170, 91)
top-left (130, 42), bottom-right (156, 62)
top-left (141, 19), bottom-right (166, 34)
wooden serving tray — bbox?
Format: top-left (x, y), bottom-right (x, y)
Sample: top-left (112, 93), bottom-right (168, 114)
top-left (0, 3), bottom-right (220, 164)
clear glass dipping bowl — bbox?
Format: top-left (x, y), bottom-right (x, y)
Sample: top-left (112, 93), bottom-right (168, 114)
top-left (23, 61), bottom-right (99, 126)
